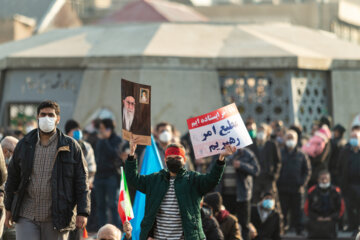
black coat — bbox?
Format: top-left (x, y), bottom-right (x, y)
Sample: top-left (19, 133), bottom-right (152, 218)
top-left (201, 207), bottom-right (224, 240)
top-left (339, 146), bottom-right (360, 197)
top-left (249, 140), bottom-right (281, 181)
top-left (251, 206), bottom-right (281, 240)
top-left (95, 133), bottom-right (122, 178)
top-left (277, 147), bottom-right (311, 193)
top-left (5, 129), bottom-right (90, 231)
top-left (304, 185), bottom-right (344, 221)
top-left (328, 138), bottom-right (346, 185)
top-left (308, 142), bottom-right (331, 187)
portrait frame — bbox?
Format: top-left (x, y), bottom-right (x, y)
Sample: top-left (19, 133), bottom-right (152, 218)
top-left (139, 88), bottom-right (150, 104)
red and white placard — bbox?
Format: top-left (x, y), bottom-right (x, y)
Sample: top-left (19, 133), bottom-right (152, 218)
top-left (187, 103), bottom-right (252, 159)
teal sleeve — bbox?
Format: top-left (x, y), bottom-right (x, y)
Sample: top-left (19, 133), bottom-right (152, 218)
top-left (194, 160), bottom-right (225, 195)
top-left (125, 155), bottom-right (148, 193)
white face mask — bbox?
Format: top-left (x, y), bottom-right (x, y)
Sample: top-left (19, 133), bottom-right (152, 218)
top-left (39, 116), bottom-right (57, 133)
top-left (159, 130), bottom-right (172, 143)
top-left (256, 132), bottom-right (266, 141)
top-left (319, 182), bottom-right (330, 189)
top-left (286, 140), bottom-right (297, 149)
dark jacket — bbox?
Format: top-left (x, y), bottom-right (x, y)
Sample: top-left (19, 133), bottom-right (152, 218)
top-left (251, 205), bottom-right (281, 240)
top-left (249, 140), bottom-right (281, 181)
top-left (95, 133), bottom-right (122, 178)
top-left (201, 207), bottom-right (224, 240)
top-left (308, 142), bottom-right (331, 187)
top-left (339, 146), bottom-right (360, 197)
top-left (277, 147), bottom-right (311, 193)
top-left (221, 148), bottom-right (260, 202)
top-left (328, 138), bottom-right (346, 185)
top-left (217, 210), bottom-right (242, 240)
top-left (304, 185), bottom-right (345, 221)
top-left (125, 155), bottom-right (225, 240)
top-left (4, 129), bottom-right (90, 231)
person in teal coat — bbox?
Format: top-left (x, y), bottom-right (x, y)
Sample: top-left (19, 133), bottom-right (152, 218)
top-left (125, 136), bottom-right (236, 240)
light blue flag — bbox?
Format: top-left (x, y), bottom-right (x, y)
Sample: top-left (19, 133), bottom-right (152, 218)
top-left (129, 135), bottom-right (163, 240)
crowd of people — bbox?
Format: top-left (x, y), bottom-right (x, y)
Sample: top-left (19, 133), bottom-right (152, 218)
top-left (0, 100), bottom-right (358, 240)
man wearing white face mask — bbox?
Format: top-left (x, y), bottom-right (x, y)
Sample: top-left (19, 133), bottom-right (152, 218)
top-left (304, 170), bottom-right (345, 239)
top-left (151, 122), bottom-right (174, 167)
top-left (5, 100), bottom-right (90, 240)
top-left (339, 130), bottom-right (360, 235)
top-left (251, 123), bottom-right (282, 209)
top-left (277, 130), bottom-right (311, 235)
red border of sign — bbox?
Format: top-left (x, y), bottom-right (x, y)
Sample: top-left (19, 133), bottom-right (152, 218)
top-left (187, 103), bottom-right (239, 130)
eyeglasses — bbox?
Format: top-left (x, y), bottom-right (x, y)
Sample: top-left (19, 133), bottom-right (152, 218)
top-left (126, 101), bottom-right (135, 106)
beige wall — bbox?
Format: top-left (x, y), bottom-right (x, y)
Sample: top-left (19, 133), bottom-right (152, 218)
top-left (0, 19), bottom-right (33, 44)
top-left (0, 20), bottom-right (14, 44)
top-left (194, 2), bottom-right (338, 31)
top-left (73, 68), bottom-right (222, 133)
top-left (331, 70), bottom-right (360, 134)
top-left (13, 20), bottom-right (34, 41)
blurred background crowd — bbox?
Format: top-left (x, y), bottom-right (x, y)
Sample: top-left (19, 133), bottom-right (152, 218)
top-left (1, 112), bottom-right (359, 240)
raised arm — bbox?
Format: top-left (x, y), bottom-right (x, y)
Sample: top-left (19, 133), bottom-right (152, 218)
top-left (125, 136), bottom-right (150, 193)
top-left (195, 145), bottom-right (235, 195)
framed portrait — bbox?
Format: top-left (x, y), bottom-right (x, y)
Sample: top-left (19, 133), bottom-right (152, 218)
top-left (139, 88), bottom-right (150, 104)
top-left (121, 79), bottom-right (151, 145)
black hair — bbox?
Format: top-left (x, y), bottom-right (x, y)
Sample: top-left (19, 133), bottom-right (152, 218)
top-left (204, 192), bottom-right (222, 213)
top-left (352, 125), bottom-right (360, 131)
top-left (64, 119), bottom-right (80, 134)
top-left (37, 100), bottom-right (60, 116)
top-left (319, 115), bottom-right (332, 128)
top-left (245, 117), bottom-right (255, 127)
top-left (156, 122), bottom-right (172, 133)
top-left (101, 118), bottom-right (115, 131)
top-left (93, 118), bottom-right (102, 130)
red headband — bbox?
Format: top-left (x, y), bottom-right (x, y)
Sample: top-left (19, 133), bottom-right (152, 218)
top-left (165, 147), bottom-right (186, 162)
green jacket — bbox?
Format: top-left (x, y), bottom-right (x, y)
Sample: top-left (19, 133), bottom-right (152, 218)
top-left (125, 155), bottom-right (225, 240)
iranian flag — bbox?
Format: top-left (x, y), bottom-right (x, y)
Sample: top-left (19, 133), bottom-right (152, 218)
top-left (118, 167), bottom-right (134, 223)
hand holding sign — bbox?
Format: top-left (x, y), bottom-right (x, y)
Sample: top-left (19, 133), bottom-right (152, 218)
top-left (187, 103), bottom-right (252, 159)
top-left (129, 135), bottom-right (141, 156)
top-left (219, 145), bottom-right (237, 161)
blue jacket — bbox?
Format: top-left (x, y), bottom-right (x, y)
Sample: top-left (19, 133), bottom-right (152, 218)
top-left (218, 148), bottom-right (260, 202)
